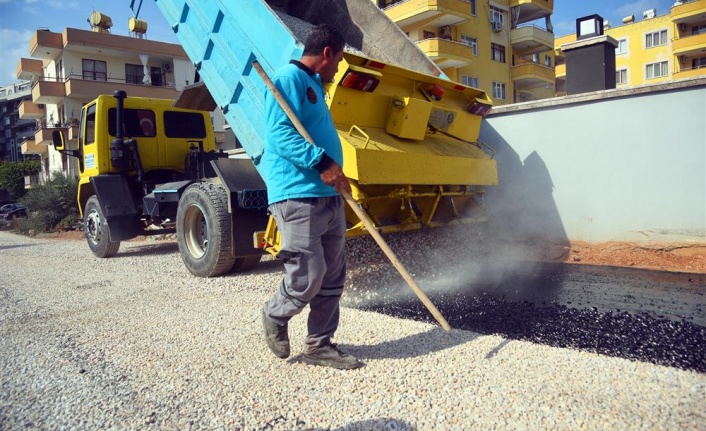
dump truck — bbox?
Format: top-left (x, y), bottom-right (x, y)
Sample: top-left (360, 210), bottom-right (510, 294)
top-left (55, 0), bottom-right (498, 277)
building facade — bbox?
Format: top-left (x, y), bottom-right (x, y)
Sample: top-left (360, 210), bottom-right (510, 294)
top-left (0, 83), bottom-right (35, 164)
top-left (555, 0), bottom-right (706, 94)
top-left (377, 0), bottom-right (556, 104)
top-left (15, 12), bottom-right (227, 188)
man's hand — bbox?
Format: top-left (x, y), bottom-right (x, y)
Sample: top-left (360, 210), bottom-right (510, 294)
top-left (320, 162), bottom-right (352, 195)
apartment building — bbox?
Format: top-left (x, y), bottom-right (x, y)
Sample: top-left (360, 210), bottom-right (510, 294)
top-left (555, 0), bottom-right (706, 94)
top-left (15, 11), bottom-right (227, 187)
top-left (377, 0), bottom-right (556, 104)
top-left (0, 82), bottom-right (35, 164)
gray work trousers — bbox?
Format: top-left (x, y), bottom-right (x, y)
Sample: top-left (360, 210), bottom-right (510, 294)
top-left (264, 196), bottom-right (347, 348)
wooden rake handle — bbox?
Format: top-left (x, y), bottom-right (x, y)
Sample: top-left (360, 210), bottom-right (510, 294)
top-left (253, 60), bottom-right (451, 332)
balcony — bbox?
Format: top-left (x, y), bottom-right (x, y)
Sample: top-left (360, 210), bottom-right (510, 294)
top-left (16, 58), bottom-right (43, 81)
top-left (18, 100), bottom-right (45, 120)
top-left (511, 60), bottom-right (555, 89)
top-left (510, 25), bottom-right (555, 56)
top-left (34, 125), bottom-right (67, 146)
top-left (555, 62), bottom-right (566, 78)
top-left (672, 33), bottom-right (706, 56)
top-left (383, 0), bottom-right (475, 28)
top-left (416, 38), bottom-right (475, 68)
top-left (673, 65), bottom-right (706, 79)
top-left (510, 0), bottom-right (554, 25)
top-left (671, 0), bottom-right (706, 24)
top-left (21, 138), bottom-right (47, 156)
top-left (64, 75), bottom-right (179, 103)
top-left (31, 78), bottom-right (66, 105)
top-left (29, 29), bottom-right (63, 60)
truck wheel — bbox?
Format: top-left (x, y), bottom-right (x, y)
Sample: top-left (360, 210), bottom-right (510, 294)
top-left (177, 182), bottom-right (235, 277)
top-left (84, 195), bottom-right (120, 258)
top-left (229, 255), bottom-right (261, 273)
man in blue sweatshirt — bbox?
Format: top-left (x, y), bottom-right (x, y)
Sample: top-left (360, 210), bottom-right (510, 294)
top-left (261, 24), bottom-right (362, 370)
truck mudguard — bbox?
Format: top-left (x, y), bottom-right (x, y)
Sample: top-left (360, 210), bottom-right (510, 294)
top-left (89, 175), bottom-right (142, 241)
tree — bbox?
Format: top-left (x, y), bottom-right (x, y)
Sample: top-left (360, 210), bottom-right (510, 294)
top-left (0, 160), bottom-right (42, 199)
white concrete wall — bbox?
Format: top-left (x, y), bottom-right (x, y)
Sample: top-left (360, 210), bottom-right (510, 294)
top-left (479, 79), bottom-right (706, 244)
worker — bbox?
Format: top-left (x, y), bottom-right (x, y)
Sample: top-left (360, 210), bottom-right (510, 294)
top-left (260, 24), bottom-right (362, 370)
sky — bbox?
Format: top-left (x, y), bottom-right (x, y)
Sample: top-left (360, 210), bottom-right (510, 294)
top-left (0, 0), bottom-right (677, 87)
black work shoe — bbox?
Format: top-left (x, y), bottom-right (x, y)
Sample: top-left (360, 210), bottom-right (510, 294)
top-left (301, 342), bottom-right (363, 370)
top-left (262, 307), bottom-right (290, 359)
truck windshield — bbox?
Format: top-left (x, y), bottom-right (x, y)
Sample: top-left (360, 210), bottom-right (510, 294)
top-left (108, 108), bottom-right (157, 137)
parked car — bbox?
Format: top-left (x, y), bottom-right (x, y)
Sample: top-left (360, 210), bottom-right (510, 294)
top-left (2, 204), bottom-right (27, 221)
top-left (1, 203), bottom-right (24, 214)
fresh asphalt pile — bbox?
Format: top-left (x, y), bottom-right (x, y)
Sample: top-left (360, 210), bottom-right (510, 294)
top-left (1, 228), bottom-right (704, 430)
top-left (346, 231), bottom-right (706, 373)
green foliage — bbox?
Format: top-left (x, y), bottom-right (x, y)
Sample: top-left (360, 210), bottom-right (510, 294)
top-left (0, 160), bottom-right (42, 199)
top-left (16, 172), bottom-right (80, 234)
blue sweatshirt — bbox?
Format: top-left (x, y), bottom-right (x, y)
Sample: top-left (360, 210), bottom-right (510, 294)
top-left (262, 61), bottom-right (344, 204)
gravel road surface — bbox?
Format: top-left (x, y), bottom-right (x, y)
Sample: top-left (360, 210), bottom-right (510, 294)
top-left (1, 229), bottom-right (704, 430)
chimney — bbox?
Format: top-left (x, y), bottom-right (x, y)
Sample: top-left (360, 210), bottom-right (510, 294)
top-left (560, 15), bottom-right (618, 95)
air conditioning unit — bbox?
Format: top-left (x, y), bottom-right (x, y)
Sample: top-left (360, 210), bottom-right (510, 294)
top-left (163, 62), bottom-right (172, 72)
top-left (439, 25), bottom-right (452, 39)
top-left (491, 21), bottom-right (503, 32)
top-left (679, 55), bottom-right (687, 63)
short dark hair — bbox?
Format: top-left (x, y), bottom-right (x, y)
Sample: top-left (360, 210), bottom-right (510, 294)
top-left (303, 24), bottom-right (345, 56)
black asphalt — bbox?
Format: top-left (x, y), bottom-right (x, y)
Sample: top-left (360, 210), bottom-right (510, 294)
top-left (350, 262), bottom-right (706, 373)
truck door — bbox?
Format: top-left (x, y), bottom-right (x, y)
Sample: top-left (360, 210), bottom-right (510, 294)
top-left (80, 103), bottom-right (98, 175)
top-left (107, 107), bottom-right (159, 171)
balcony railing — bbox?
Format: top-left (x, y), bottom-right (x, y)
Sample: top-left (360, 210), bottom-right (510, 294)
top-left (510, 24), bottom-right (555, 56)
top-left (512, 59), bottom-right (555, 88)
top-left (671, 0), bottom-right (706, 22)
top-left (416, 37), bottom-right (475, 68)
top-left (382, 0), bottom-right (475, 27)
top-left (29, 74), bottom-right (180, 105)
top-left (672, 33), bottom-right (706, 55)
top-left (18, 100), bottom-right (44, 120)
top-left (673, 64), bottom-right (706, 79)
top-left (63, 74), bottom-right (179, 101)
top-left (510, 0), bottom-right (554, 25)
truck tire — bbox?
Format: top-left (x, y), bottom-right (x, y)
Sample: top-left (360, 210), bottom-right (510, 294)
top-left (177, 182), bottom-right (235, 277)
top-left (84, 195), bottom-right (121, 258)
top-left (229, 255), bottom-right (261, 273)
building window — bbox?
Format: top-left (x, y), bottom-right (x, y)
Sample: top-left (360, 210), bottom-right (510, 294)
top-left (532, 53), bottom-right (540, 63)
top-left (462, 75), bottom-right (479, 88)
top-left (616, 69), bottom-right (628, 85)
top-left (544, 55), bottom-right (552, 67)
top-left (645, 61), bottom-right (669, 79)
top-left (470, 0), bottom-right (477, 16)
top-left (125, 64), bottom-right (143, 84)
top-left (82, 59), bottom-right (107, 81)
top-left (616, 38), bottom-right (627, 55)
top-left (423, 30), bottom-right (435, 39)
top-left (492, 81), bottom-right (506, 100)
top-left (150, 66), bottom-right (163, 87)
top-left (461, 35), bottom-right (478, 56)
top-left (645, 30), bottom-right (668, 48)
top-left (491, 43), bottom-right (506, 63)
top-left (55, 59), bottom-right (63, 80)
top-left (490, 6), bottom-right (505, 28)
top-left (693, 57), bottom-right (706, 69)
top-left (692, 24), bottom-right (706, 35)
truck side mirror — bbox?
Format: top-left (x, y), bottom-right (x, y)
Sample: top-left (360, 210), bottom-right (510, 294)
top-left (52, 130), bottom-right (66, 151)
